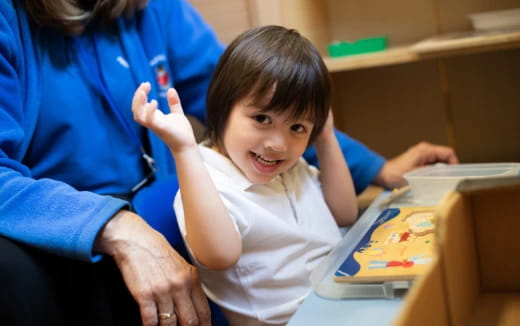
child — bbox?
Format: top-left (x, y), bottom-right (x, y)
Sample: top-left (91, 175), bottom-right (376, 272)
top-left (132, 25), bottom-right (358, 326)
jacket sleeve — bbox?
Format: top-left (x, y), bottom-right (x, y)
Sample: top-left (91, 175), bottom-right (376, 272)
top-left (303, 129), bottom-right (385, 194)
top-left (0, 3), bottom-right (127, 262)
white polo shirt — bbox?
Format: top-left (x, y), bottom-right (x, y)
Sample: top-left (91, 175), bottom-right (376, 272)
top-left (174, 144), bottom-right (342, 326)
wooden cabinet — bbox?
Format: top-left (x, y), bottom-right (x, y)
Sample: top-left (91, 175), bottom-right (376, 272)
top-left (189, 0), bottom-right (520, 162)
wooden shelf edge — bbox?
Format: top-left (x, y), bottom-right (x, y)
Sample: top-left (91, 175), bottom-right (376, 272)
top-left (410, 29), bottom-right (520, 59)
top-left (324, 30), bottom-right (520, 73)
top-left (324, 45), bottom-right (419, 73)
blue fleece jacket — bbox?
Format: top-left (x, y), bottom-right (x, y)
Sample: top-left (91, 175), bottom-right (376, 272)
top-left (0, 0), bottom-right (384, 262)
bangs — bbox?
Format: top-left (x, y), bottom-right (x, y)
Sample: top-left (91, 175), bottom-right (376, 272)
top-left (248, 51), bottom-right (330, 125)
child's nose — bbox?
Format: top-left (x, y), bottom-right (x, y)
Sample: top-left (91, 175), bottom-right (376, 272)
top-left (264, 132), bottom-right (287, 153)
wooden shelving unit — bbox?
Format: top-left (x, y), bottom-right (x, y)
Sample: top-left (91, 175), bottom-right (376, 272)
top-left (190, 0), bottom-right (520, 164)
top-left (325, 30), bottom-right (520, 72)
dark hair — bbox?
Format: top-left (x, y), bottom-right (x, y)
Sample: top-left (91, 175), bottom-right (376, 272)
top-left (206, 25), bottom-right (331, 147)
top-left (24, 0), bottom-right (149, 35)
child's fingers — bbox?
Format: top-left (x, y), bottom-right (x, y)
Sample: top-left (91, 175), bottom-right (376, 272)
top-left (131, 90), bottom-right (144, 113)
top-left (132, 95), bottom-right (146, 122)
top-left (132, 92), bottom-right (146, 120)
top-left (167, 88), bottom-right (183, 114)
top-left (141, 100), bottom-right (159, 125)
top-left (133, 98), bottom-right (158, 126)
top-left (132, 82), bottom-right (150, 108)
top-left (132, 82), bottom-right (157, 123)
top-left (149, 100), bottom-right (159, 115)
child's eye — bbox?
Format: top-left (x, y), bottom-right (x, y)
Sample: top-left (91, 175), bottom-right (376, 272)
top-left (253, 114), bottom-right (271, 124)
top-left (291, 124), bottom-right (307, 133)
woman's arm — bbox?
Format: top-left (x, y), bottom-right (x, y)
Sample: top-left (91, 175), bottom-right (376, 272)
top-left (314, 111), bottom-right (358, 227)
top-left (132, 82), bottom-right (241, 270)
top-left (374, 141), bottom-right (459, 189)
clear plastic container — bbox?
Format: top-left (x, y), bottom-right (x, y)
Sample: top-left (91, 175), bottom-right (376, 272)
top-left (468, 8), bottom-right (520, 32)
top-left (404, 163), bottom-right (520, 204)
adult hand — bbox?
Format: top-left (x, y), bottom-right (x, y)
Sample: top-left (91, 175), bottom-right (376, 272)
top-left (375, 141), bottom-right (459, 189)
top-left (94, 210), bottom-right (210, 326)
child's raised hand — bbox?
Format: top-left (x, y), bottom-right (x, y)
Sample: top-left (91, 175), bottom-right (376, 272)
top-left (132, 82), bottom-right (197, 153)
top-left (315, 109), bottom-right (335, 144)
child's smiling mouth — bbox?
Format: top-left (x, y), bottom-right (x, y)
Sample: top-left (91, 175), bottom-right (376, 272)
top-left (254, 153), bottom-right (279, 166)
top-left (249, 152), bottom-right (284, 174)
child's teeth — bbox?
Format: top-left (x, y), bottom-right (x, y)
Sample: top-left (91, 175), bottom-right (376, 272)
top-left (257, 155), bottom-right (276, 166)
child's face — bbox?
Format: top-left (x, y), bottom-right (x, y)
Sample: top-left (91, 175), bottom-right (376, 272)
top-left (219, 95), bottom-right (314, 184)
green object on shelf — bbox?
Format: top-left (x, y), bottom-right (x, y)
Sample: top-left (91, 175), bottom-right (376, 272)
top-left (328, 36), bottom-right (388, 58)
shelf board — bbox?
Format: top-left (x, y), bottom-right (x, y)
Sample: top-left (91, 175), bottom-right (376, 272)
top-left (325, 45), bottom-right (419, 72)
top-left (324, 29), bottom-right (520, 73)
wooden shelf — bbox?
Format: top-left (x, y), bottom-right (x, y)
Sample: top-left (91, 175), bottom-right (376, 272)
top-left (324, 45), bottom-right (419, 72)
top-left (324, 29), bottom-right (520, 73)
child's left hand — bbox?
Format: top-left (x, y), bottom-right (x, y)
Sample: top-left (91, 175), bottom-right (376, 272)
top-left (315, 109), bottom-right (335, 144)
top-left (132, 82), bottom-right (197, 153)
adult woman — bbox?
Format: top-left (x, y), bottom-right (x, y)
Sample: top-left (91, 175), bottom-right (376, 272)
top-left (0, 0), bottom-right (221, 325)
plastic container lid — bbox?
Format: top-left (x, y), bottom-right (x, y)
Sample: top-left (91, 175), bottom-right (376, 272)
top-left (403, 163), bottom-right (520, 204)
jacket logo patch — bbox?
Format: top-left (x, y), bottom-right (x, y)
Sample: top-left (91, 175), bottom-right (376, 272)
top-left (155, 64), bottom-right (171, 91)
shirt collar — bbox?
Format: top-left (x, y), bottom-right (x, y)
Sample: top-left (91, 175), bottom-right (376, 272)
top-left (198, 143), bottom-right (255, 191)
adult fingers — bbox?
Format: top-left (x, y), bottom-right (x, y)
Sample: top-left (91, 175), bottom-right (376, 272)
top-left (138, 296), bottom-right (159, 326)
top-left (169, 264), bottom-right (206, 326)
top-left (433, 145), bottom-right (459, 164)
top-left (158, 311), bottom-right (178, 326)
top-left (189, 273), bottom-right (212, 326)
top-left (156, 288), bottom-right (176, 326)
top-left (418, 142), bottom-right (459, 165)
top-left (151, 246), bottom-right (208, 326)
